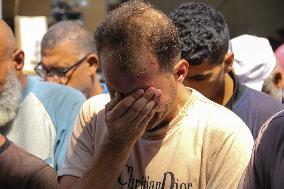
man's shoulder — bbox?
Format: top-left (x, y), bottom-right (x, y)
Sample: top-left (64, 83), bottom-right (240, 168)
top-left (239, 85), bottom-right (284, 109)
top-left (232, 84), bottom-right (284, 138)
top-left (241, 110), bottom-right (284, 189)
top-left (256, 110), bottom-right (284, 148)
top-left (192, 89), bottom-right (241, 118)
top-left (188, 90), bottom-right (254, 167)
top-left (190, 89), bottom-right (247, 130)
top-left (29, 77), bottom-right (85, 101)
top-left (0, 142), bottom-right (57, 189)
top-left (9, 143), bottom-right (54, 169)
top-left (26, 77), bottom-right (86, 111)
top-left (24, 77), bottom-right (86, 128)
top-left (80, 93), bottom-right (110, 115)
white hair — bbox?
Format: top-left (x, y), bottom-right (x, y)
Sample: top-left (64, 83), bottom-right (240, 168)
top-left (0, 70), bottom-right (22, 128)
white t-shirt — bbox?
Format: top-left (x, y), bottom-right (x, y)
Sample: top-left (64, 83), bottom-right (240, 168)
top-left (59, 89), bottom-right (254, 189)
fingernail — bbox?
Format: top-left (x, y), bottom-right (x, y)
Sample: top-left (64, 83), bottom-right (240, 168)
top-left (146, 90), bottom-right (155, 100)
top-left (136, 89), bottom-right (144, 97)
top-left (154, 98), bottom-right (161, 108)
top-left (155, 89), bottom-right (161, 98)
top-left (115, 91), bottom-right (121, 99)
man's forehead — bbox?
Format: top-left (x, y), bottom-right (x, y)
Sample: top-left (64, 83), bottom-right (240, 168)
top-left (42, 45), bottom-right (80, 67)
top-left (188, 59), bottom-right (219, 74)
top-left (104, 63), bottom-right (156, 95)
top-left (42, 40), bottom-right (78, 55)
top-left (0, 21), bottom-right (17, 57)
top-left (100, 47), bottom-right (160, 70)
top-left (106, 77), bottom-right (153, 96)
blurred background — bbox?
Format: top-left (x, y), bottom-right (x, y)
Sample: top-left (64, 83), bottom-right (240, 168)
top-left (1, 0), bottom-right (284, 73)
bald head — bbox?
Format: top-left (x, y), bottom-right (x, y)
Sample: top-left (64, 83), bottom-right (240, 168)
top-left (0, 20), bottom-right (23, 125)
top-left (0, 20), bottom-right (17, 58)
top-left (41, 20), bottom-right (96, 55)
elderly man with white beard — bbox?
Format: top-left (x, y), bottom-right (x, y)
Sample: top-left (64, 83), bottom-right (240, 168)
top-left (0, 19), bottom-right (86, 171)
top-left (0, 20), bottom-right (60, 189)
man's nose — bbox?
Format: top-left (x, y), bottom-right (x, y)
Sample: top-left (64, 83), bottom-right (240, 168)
top-left (46, 75), bottom-right (59, 84)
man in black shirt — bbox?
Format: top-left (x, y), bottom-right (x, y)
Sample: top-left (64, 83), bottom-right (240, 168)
top-left (238, 110), bottom-right (284, 189)
top-left (0, 134), bottom-right (58, 189)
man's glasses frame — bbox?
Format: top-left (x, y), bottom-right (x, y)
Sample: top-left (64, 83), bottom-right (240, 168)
top-left (34, 54), bottom-right (89, 84)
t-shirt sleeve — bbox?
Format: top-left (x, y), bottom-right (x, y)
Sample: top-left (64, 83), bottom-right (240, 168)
top-left (54, 89), bottom-right (86, 170)
top-left (206, 116), bottom-right (254, 189)
top-left (57, 98), bottom-right (98, 178)
top-left (29, 165), bottom-right (58, 189)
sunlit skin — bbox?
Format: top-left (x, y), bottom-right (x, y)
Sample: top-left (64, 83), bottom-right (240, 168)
top-left (184, 53), bottom-right (234, 106)
top-left (273, 65), bottom-right (284, 89)
top-left (0, 23), bottom-right (14, 94)
top-left (0, 20), bottom-right (26, 95)
top-left (41, 41), bottom-right (102, 98)
top-left (101, 50), bottom-right (189, 132)
top-left (0, 56), bottom-right (10, 94)
top-left (0, 134), bottom-right (5, 146)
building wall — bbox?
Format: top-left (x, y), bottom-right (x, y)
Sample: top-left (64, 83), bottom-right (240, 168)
top-left (148, 0), bottom-right (284, 38)
top-left (3, 0), bottom-right (105, 33)
top-left (0, 0), bottom-right (2, 19)
top-left (81, 0), bottom-right (106, 33)
top-left (3, 0), bottom-right (284, 38)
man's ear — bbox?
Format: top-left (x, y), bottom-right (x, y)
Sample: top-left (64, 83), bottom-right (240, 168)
top-left (86, 53), bottom-right (99, 76)
top-left (224, 52), bottom-right (234, 73)
top-left (12, 49), bottom-right (25, 72)
top-left (173, 59), bottom-right (189, 83)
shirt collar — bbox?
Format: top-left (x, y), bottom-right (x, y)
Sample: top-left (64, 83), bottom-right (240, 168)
top-left (225, 71), bottom-right (246, 110)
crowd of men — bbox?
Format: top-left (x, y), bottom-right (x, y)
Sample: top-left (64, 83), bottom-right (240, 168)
top-left (0, 1), bottom-right (283, 189)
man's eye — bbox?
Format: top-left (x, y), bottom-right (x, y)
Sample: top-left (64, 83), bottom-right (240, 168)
top-left (51, 69), bottom-right (65, 76)
top-left (187, 75), bottom-right (207, 81)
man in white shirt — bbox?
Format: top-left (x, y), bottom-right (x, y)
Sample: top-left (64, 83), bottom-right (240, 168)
top-left (58, 1), bottom-right (254, 189)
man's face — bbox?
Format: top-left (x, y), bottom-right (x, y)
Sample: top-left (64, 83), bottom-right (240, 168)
top-left (101, 50), bottom-right (178, 130)
top-left (0, 34), bottom-right (13, 94)
top-left (0, 49), bottom-right (22, 128)
top-left (41, 42), bottom-right (91, 95)
top-left (0, 21), bottom-right (22, 129)
top-left (0, 57), bottom-right (10, 94)
top-left (184, 59), bottom-right (225, 101)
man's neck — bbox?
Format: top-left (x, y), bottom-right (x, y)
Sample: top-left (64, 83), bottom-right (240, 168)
top-left (19, 74), bottom-right (28, 93)
top-left (161, 85), bottom-right (191, 127)
top-left (89, 77), bottom-right (103, 98)
top-left (216, 73), bottom-right (234, 106)
top-left (145, 84), bottom-right (191, 135)
top-left (176, 84), bottom-right (192, 111)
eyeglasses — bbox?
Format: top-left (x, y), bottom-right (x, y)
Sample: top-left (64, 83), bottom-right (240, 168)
top-left (34, 54), bottom-right (89, 84)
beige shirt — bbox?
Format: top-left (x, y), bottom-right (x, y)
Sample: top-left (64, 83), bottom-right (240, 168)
top-left (59, 89), bottom-right (254, 189)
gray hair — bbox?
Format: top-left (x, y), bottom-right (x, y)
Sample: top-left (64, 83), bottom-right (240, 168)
top-left (41, 20), bottom-right (96, 55)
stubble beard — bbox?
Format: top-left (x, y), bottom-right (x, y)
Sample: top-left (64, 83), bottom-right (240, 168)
top-left (146, 88), bottom-right (177, 132)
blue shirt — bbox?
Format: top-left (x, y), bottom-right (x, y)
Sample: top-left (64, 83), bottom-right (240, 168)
top-left (101, 82), bottom-right (109, 94)
top-left (7, 76), bottom-right (86, 170)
